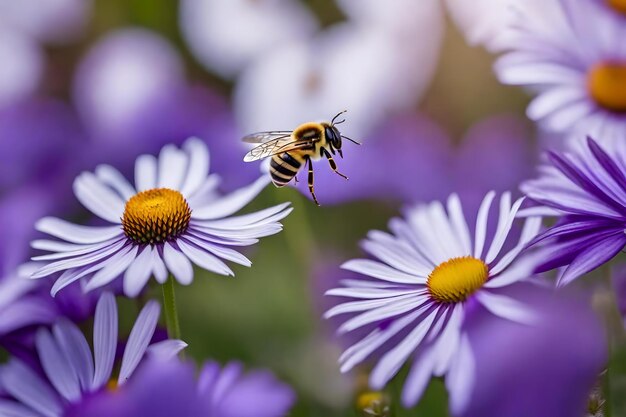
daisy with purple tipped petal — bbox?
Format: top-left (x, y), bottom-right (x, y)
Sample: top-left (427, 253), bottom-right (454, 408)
top-left (325, 192), bottom-right (542, 412)
top-left (30, 138), bottom-right (292, 297)
top-left (521, 136), bottom-right (626, 286)
top-left (0, 292), bottom-right (186, 417)
top-left (495, 0), bottom-right (626, 144)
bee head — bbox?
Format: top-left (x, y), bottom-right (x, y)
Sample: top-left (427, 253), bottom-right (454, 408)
top-left (325, 124), bottom-right (343, 150)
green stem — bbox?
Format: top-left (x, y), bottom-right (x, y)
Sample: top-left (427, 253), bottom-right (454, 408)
top-left (161, 276), bottom-right (182, 341)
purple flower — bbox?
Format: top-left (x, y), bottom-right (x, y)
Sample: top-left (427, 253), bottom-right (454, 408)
top-left (63, 358), bottom-right (296, 417)
top-left (198, 361), bottom-right (296, 417)
top-left (521, 136), bottom-right (626, 286)
top-left (0, 29), bottom-right (43, 109)
top-left (0, 98), bottom-right (84, 197)
top-left (0, 292), bottom-right (186, 417)
top-left (460, 284), bottom-right (607, 417)
top-left (30, 139), bottom-right (292, 297)
top-left (325, 192), bottom-right (542, 412)
top-left (495, 0), bottom-right (626, 145)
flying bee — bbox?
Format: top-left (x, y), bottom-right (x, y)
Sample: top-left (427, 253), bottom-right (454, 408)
top-left (242, 110), bottom-right (360, 205)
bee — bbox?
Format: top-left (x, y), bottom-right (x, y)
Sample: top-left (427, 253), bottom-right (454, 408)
top-left (242, 110), bottom-right (359, 205)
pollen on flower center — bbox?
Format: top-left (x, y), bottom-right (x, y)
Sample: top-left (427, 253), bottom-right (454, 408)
top-left (608, 0), bottom-right (626, 15)
top-left (588, 62), bottom-right (626, 113)
top-left (122, 188), bottom-right (191, 244)
top-left (427, 256), bottom-right (488, 304)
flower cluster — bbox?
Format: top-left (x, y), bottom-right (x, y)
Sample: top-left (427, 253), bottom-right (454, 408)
top-left (1, 0), bottom-right (624, 416)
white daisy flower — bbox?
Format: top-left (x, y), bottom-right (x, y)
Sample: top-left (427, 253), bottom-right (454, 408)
top-left (325, 192), bottom-right (542, 413)
top-left (30, 138), bottom-right (292, 297)
top-left (495, 0), bottom-right (626, 145)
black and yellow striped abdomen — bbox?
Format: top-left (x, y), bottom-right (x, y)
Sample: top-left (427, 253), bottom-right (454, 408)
top-left (270, 152), bottom-right (305, 187)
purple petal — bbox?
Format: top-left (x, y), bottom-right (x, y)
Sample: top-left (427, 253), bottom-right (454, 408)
top-left (92, 292), bottom-right (118, 390)
top-left (118, 300), bottom-right (160, 384)
top-left (36, 328), bottom-right (81, 402)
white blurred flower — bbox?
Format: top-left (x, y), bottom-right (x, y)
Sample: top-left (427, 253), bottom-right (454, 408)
top-left (73, 28), bottom-right (185, 141)
top-left (179, 0), bottom-right (318, 79)
top-left (445, 0), bottom-right (515, 52)
top-left (0, 0), bottom-right (92, 44)
top-left (234, 1), bottom-right (444, 139)
top-left (0, 29), bottom-right (43, 109)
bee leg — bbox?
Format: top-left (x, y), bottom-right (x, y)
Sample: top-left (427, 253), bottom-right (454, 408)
top-left (322, 148), bottom-right (348, 180)
top-left (294, 174), bottom-right (299, 183)
top-left (307, 157), bottom-right (320, 206)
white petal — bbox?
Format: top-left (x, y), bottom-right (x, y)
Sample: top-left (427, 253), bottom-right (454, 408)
top-left (147, 340), bottom-right (188, 360)
top-left (369, 309), bottom-right (438, 389)
top-left (338, 296), bottom-right (430, 334)
top-left (163, 243), bottom-right (194, 285)
top-left (475, 290), bottom-right (536, 324)
top-left (118, 301), bottom-right (160, 384)
top-left (157, 144), bottom-right (188, 189)
top-left (339, 308), bottom-right (424, 373)
top-left (176, 239), bottom-right (232, 276)
top-left (402, 348), bottom-right (436, 407)
top-left (0, 360), bottom-right (62, 417)
top-left (485, 195), bottom-right (525, 264)
top-left (31, 239), bottom-right (127, 279)
top-left (95, 164), bottom-right (136, 201)
top-left (489, 216), bottom-right (542, 276)
top-left (52, 320), bottom-right (94, 392)
top-left (191, 176), bottom-right (270, 219)
top-left (342, 259), bottom-right (425, 284)
top-left (180, 138), bottom-right (210, 196)
top-left (73, 172), bottom-right (125, 223)
top-left (84, 246), bottom-right (138, 292)
top-left (92, 292), bottom-right (117, 390)
top-left (183, 235), bottom-right (251, 266)
top-left (135, 154), bottom-right (157, 191)
top-left (150, 247), bottom-right (168, 284)
top-left (473, 191), bottom-right (496, 259)
top-left (197, 203), bottom-right (291, 229)
top-left (35, 217), bottom-right (122, 244)
top-left (446, 334), bottom-right (475, 415)
top-left (123, 247), bottom-right (155, 297)
top-left (447, 194), bottom-right (472, 255)
top-left (36, 329), bottom-right (81, 402)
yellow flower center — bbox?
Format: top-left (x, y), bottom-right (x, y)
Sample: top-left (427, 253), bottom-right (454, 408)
top-left (608, 0), bottom-right (626, 15)
top-left (122, 188), bottom-right (191, 244)
top-left (427, 256), bottom-right (488, 304)
top-left (356, 391), bottom-right (389, 416)
top-left (107, 379), bottom-right (118, 391)
top-left (588, 62), bottom-right (626, 113)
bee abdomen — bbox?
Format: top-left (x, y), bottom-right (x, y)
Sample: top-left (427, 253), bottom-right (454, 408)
top-left (270, 153), bottom-right (302, 187)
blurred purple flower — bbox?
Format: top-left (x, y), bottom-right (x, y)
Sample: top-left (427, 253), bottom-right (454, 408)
top-left (73, 27), bottom-right (258, 190)
top-left (291, 113), bottom-right (535, 209)
top-left (180, 0), bottom-right (318, 79)
top-left (0, 98), bottom-right (83, 197)
top-left (460, 284), bottom-right (606, 417)
top-left (495, 0), bottom-right (626, 146)
top-left (0, 292), bottom-right (186, 417)
top-left (65, 358), bottom-right (296, 417)
top-left (198, 360), bottom-right (296, 417)
top-left (73, 28), bottom-right (185, 145)
top-left (521, 137), bottom-right (626, 286)
top-left (0, 0), bottom-right (92, 44)
top-left (0, 29), bottom-right (43, 109)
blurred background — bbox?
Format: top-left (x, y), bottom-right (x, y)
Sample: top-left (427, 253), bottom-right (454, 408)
top-left (1, 0), bottom-right (617, 416)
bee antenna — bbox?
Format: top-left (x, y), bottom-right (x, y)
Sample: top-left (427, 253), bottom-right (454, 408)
top-left (334, 118), bottom-right (346, 125)
top-left (341, 135), bottom-right (361, 145)
top-left (331, 110), bottom-right (348, 125)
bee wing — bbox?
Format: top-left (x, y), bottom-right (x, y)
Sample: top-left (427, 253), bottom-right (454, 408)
top-left (241, 131), bottom-right (293, 144)
top-left (243, 137), bottom-right (318, 162)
